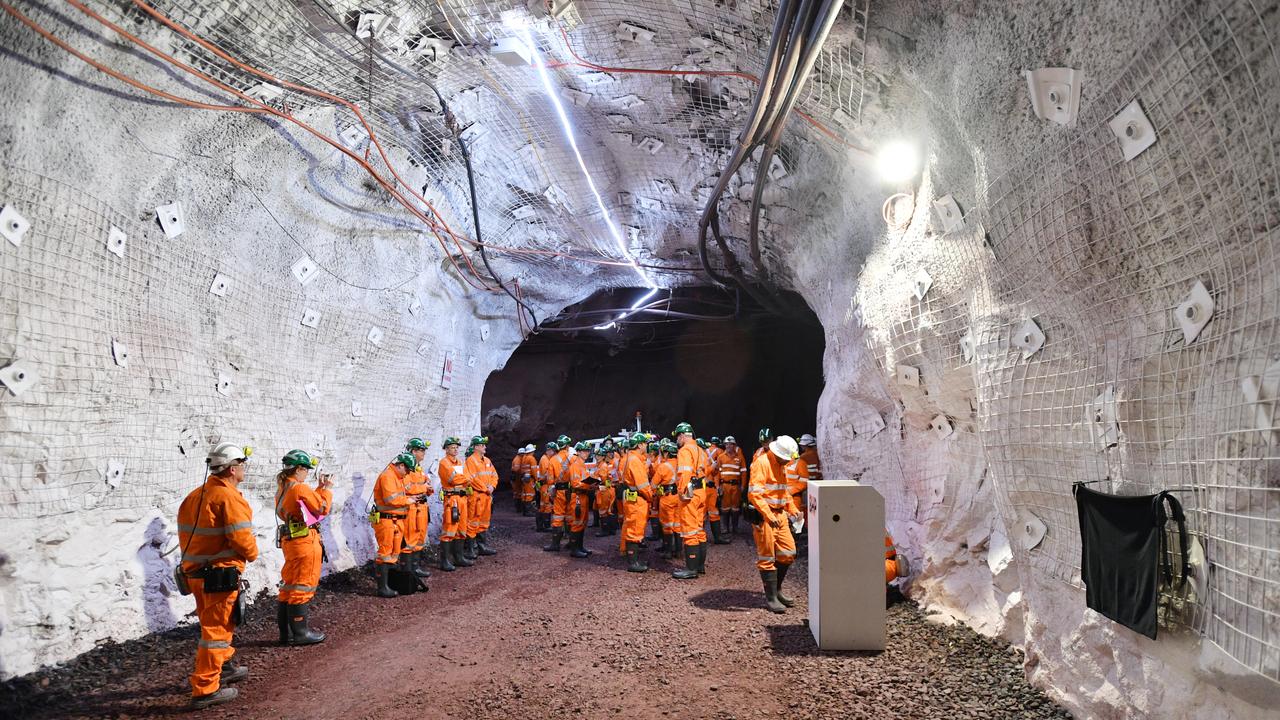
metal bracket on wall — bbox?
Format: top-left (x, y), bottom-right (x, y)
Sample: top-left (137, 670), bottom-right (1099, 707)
top-left (1175, 280), bottom-right (1214, 344)
top-left (933, 194), bottom-right (964, 232)
top-left (897, 364), bottom-right (920, 387)
top-left (367, 326), bottom-right (384, 347)
top-left (111, 340), bottom-right (130, 368)
top-left (304, 382), bottom-right (319, 401)
top-left (1024, 67), bottom-right (1083, 127)
top-left (291, 256), bottom-right (319, 286)
top-left (155, 202), bottom-right (186, 238)
top-left (106, 226), bottom-right (127, 258)
top-left (1, 204), bottom-right (31, 247)
top-left (1012, 318), bottom-right (1045, 360)
top-left (300, 307), bottom-right (321, 328)
top-left (1109, 99), bottom-right (1157, 161)
top-left (960, 331), bottom-right (975, 363)
top-left (103, 460), bottom-right (125, 489)
top-left (1088, 386), bottom-right (1120, 450)
top-left (912, 268), bottom-right (933, 301)
top-left (1019, 513), bottom-right (1047, 550)
top-left (0, 359), bottom-right (38, 397)
top-left (929, 414), bottom-right (953, 440)
top-left (209, 273), bottom-right (230, 297)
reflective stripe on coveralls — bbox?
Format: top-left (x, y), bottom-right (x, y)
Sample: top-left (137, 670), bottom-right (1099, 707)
top-left (466, 452), bottom-right (498, 538)
top-left (276, 480), bottom-right (332, 604)
top-left (654, 457), bottom-right (680, 533)
top-left (438, 455), bottom-right (469, 542)
top-left (403, 467), bottom-right (432, 552)
top-left (676, 442), bottom-right (710, 546)
top-left (566, 453), bottom-right (591, 532)
top-left (621, 448), bottom-right (653, 544)
top-left (550, 448), bottom-right (569, 528)
top-left (374, 464), bottom-right (411, 564)
top-left (748, 452), bottom-right (800, 571)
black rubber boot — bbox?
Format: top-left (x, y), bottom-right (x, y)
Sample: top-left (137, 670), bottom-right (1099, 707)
top-left (463, 538), bottom-right (479, 561)
top-left (538, 513), bottom-right (550, 532)
top-left (476, 532), bottom-right (497, 556)
top-left (287, 602), bottom-right (326, 645)
top-left (570, 531), bottom-right (591, 558)
top-left (410, 551), bottom-right (431, 578)
top-left (672, 544), bottom-right (699, 579)
top-left (592, 509), bottom-right (601, 527)
top-left (776, 562), bottom-right (796, 607)
top-left (650, 518), bottom-right (662, 542)
top-left (376, 564), bottom-right (398, 598)
top-left (760, 570), bottom-right (786, 613)
top-left (453, 538), bottom-right (474, 567)
top-left (697, 543), bottom-right (708, 575)
top-left (543, 529), bottom-right (563, 552)
top-left (276, 601), bottom-right (290, 645)
top-left (438, 541), bottom-right (456, 572)
top-left (626, 541), bottom-right (648, 573)
top-left (671, 535), bottom-right (683, 561)
top-left (711, 519), bottom-right (731, 545)
top-left (596, 516), bottom-right (612, 537)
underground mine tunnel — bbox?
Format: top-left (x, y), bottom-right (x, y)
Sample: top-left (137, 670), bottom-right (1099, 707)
top-left (1, 0), bottom-right (1279, 718)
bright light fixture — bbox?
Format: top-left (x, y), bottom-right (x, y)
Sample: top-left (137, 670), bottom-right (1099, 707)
top-left (876, 140), bottom-right (920, 183)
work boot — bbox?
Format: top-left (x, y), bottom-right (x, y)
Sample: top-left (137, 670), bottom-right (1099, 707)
top-left (672, 545), bottom-right (699, 579)
top-left (413, 551), bottom-right (432, 578)
top-left (596, 516), bottom-right (612, 537)
top-left (760, 570), bottom-right (786, 613)
top-left (592, 509), bottom-right (601, 528)
top-left (453, 538), bottom-right (474, 567)
top-left (626, 541), bottom-right (648, 573)
top-left (286, 602), bottom-right (326, 645)
top-left (730, 512), bottom-right (740, 534)
top-left (570, 531), bottom-right (591, 558)
top-left (438, 541), bottom-right (456, 572)
top-left (376, 564), bottom-right (398, 598)
top-left (711, 519), bottom-right (731, 545)
top-left (219, 662), bottom-right (249, 684)
top-left (276, 601), bottom-right (290, 645)
top-left (671, 535), bottom-right (683, 561)
top-left (543, 529), bottom-right (563, 552)
top-left (776, 563), bottom-right (796, 607)
top-left (650, 518), bottom-right (662, 542)
top-left (697, 543), bottom-right (708, 575)
top-left (538, 513), bottom-right (550, 532)
top-left (476, 532), bottom-right (497, 556)
top-left (191, 687), bottom-right (238, 709)
top-left (463, 538), bottom-right (479, 561)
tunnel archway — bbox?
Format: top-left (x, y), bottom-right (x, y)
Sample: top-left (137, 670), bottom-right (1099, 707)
top-left (481, 287), bottom-right (825, 476)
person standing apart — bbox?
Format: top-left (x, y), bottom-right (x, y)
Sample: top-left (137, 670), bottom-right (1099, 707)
top-left (274, 450), bottom-right (331, 646)
top-left (748, 435), bottom-right (801, 613)
top-left (178, 442), bottom-right (258, 708)
top-left (671, 423), bottom-right (710, 580)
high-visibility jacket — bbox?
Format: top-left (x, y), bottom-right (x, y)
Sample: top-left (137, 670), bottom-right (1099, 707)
top-left (748, 452), bottom-right (799, 517)
top-left (799, 447), bottom-right (822, 482)
top-left (707, 447), bottom-right (721, 485)
top-left (513, 452), bottom-right (537, 485)
top-left (178, 474), bottom-right (258, 574)
top-left (653, 457), bottom-right (676, 493)
top-left (595, 458), bottom-right (615, 487)
top-left (438, 455), bottom-right (467, 491)
top-left (404, 466), bottom-right (432, 500)
top-left (275, 480), bottom-right (333, 526)
top-left (566, 454), bottom-right (589, 492)
top-left (718, 447), bottom-right (746, 490)
top-left (537, 452), bottom-right (554, 485)
top-left (466, 453), bottom-right (498, 494)
top-left (374, 464), bottom-right (412, 516)
top-left (784, 456), bottom-right (810, 499)
top-left (675, 441), bottom-right (710, 494)
top-left (553, 448), bottom-right (570, 484)
top-left (622, 448), bottom-right (654, 502)
top-left (753, 446), bottom-right (766, 463)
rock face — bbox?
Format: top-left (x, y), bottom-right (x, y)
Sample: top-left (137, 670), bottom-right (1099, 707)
top-left (1, 1), bottom-right (1278, 718)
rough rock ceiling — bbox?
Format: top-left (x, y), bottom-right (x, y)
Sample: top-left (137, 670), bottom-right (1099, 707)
top-left (93, 0), bottom-right (872, 296)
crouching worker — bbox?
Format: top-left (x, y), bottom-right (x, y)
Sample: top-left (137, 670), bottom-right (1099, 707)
top-left (372, 452), bottom-right (417, 597)
top-left (177, 442), bottom-right (258, 708)
top-left (274, 450), bottom-right (332, 646)
top-left (747, 435), bottom-right (800, 613)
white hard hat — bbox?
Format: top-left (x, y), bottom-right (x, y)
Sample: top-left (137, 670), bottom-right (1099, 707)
top-left (724, 435), bottom-right (737, 445)
top-left (522, 444), bottom-right (535, 454)
top-left (207, 442), bottom-right (251, 471)
top-left (770, 435), bottom-right (799, 461)
top-left (799, 433), bottom-right (817, 447)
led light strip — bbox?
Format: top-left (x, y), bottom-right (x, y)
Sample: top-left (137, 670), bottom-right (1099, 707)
top-left (520, 29), bottom-right (659, 329)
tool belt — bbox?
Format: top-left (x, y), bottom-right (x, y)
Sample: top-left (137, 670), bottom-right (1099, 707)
top-left (571, 486), bottom-right (592, 494)
top-left (555, 482), bottom-right (570, 490)
top-left (660, 483), bottom-right (677, 495)
top-left (623, 489), bottom-right (639, 502)
top-left (194, 565), bottom-right (241, 594)
top-left (688, 478), bottom-right (705, 489)
top-left (381, 512), bottom-right (407, 519)
top-left (443, 488), bottom-right (468, 496)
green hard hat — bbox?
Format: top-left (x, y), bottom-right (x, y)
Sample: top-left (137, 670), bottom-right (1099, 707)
top-left (282, 449), bottom-right (318, 468)
top-left (629, 432), bottom-right (649, 446)
top-left (545, 441), bottom-right (558, 451)
top-left (443, 436), bottom-right (462, 448)
top-left (759, 427), bottom-right (772, 442)
top-left (696, 438), bottom-right (708, 449)
top-left (393, 452), bottom-right (417, 468)
top-left (471, 435), bottom-right (489, 446)
top-left (574, 441), bottom-right (591, 451)
top-left (672, 422), bottom-right (693, 436)
top-left (406, 437), bottom-right (430, 450)
top-left (710, 436), bottom-right (722, 446)
top-left (556, 434), bottom-right (572, 447)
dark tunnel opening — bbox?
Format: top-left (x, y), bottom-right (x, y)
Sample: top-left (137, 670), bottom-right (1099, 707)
top-left (481, 287), bottom-right (825, 477)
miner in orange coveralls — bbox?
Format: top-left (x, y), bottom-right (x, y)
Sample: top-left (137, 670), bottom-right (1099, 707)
top-left (654, 440), bottom-right (680, 559)
top-left (403, 438), bottom-right (435, 579)
top-left (437, 437), bottom-right (472, 571)
top-left (754, 427), bottom-right (772, 463)
top-left (594, 443), bottom-right (619, 537)
top-left (565, 441), bottom-right (596, 558)
top-left (671, 422), bottom-right (711, 580)
top-left (274, 450), bottom-right (331, 646)
top-left (512, 444), bottom-right (538, 515)
top-left (372, 452), bottom-right (418, 597)
top-left (646, 438), bottom-right (662, 543)
top-left (785, 435), bottom-right (813, 554)
top-left (717, 436), bottom-right (747, 535)
top-left (705, 437), bottom-right (731, 545)
top-left (620, 432), bottom-right (655, 572)
top-left (177, 442), bottom-right (258, 708)
top-left (543, 435), bottom-right (572, 552)
top-left (536, 442), bottom-right (557, 532)
top-left (747, 435), bottom-right (801, 613)
top-left (465, 436), bottom-right (499, 557)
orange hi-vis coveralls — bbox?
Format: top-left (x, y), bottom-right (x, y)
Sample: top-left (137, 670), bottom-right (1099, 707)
top-left (647, 453), bottom-right (660, 524)
top-left (403, 466), bottom-right (433, 553)
top-left (550, 448), bottom-right (570, 529)
top-left (438, 455), bottom-right (469, 542)
top-left (885, 531), bottom-right (901, 583)
top-left (275, 479), bottom-right (333, 605)
top-left (466, 452), bottom-right (498, 538)
top-left (796, 446), bottom-right (820, 523)
top-left (594, 458), bottom-right (617, 517)
top-left (537, 451), bottom-right (555, 514)
top-left (717, 446), bottom-right (746, 510)
top-left (748, 451), bottom-right (799, 571)
top-left (177, 474), bottom-right (258, 698)
top-left (784, 456), bottom-right (810, 524)
top-left (677, 441), bottom-right (711, 547)
top-left (513, 452), bottom-right (537, 504)
top-left (654, 456), bottom-right (679, 537)
top-left (373, 463), bottom-right (411, 564)
top-left (621, 448), bottom-right (654, 544)
top-left (566, 453), bottom-right (592, 533)
top-left (705, 446), bottom-right (722, 523)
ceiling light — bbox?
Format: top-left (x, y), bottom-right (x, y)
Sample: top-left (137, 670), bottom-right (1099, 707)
top-left (876, 141), bottom-right (920, 183)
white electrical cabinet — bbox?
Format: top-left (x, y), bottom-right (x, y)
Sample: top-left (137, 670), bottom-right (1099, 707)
top-left (807, 481), bottom-right (886, 651)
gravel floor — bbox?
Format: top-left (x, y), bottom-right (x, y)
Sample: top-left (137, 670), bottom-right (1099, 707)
top-left (0, 500), bottom-right (1071, 719)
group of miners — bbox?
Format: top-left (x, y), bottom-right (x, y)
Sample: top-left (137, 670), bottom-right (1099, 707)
top-left (172, 426), bottom-right (848, 708)
top-left (506, 424), bottom-right (823, 603)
